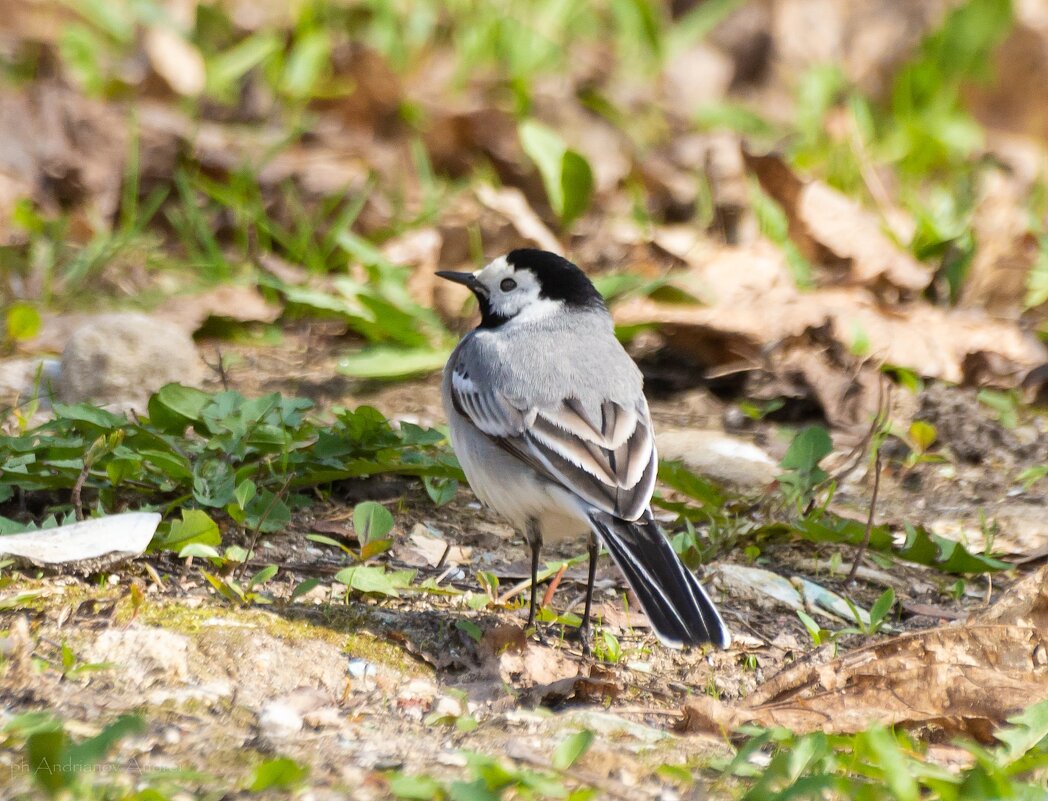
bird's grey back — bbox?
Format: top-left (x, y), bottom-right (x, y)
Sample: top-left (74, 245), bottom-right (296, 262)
top-left (449, 310), bottom-right (644, 423)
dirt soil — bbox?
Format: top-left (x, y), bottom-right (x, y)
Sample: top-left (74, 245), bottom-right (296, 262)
top-left (2, 327), bottom-right (1046, 798)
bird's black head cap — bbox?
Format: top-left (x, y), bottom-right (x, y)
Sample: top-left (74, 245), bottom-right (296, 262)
top-left (506, 249), bottom-right (606, 311)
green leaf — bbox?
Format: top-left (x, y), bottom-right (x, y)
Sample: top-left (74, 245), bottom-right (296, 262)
top-left (64, 715), bottom-right (145, 770)
top-left (152, 509), bottom-right (221, 553)
top-left (147, 384), bottom-right (211, 433)
top-left (552, 729), bottom-right (594, 770)
top-left (282, 29), bottom-right (331, 98)
top-left (249, 564), bottom-right (278, 588)
top-left (780, 425), bottom-right (833, 474)
top-left (388, 773), bottom-right (444, 800)
top-left (354, 501), bottom-right (394, 544)
top-left (423, 475), bottom-right (458, 507)
top-left (559, 149), bottom-right (594, 228)
top-left (908, 421), bottom-right (937, 452)
top-left (27, 729), bottom-right (69, 794)
top-left (338, 345), bottom-right (452, 380)
top-left (53, 403), bottom-right (127, 429)
top-left (193, 457), bottom-right (237, 508)
top-left (5, 303), bottom-right (41, 341)
top-left (208, 32), bottom-right (282, 95)
top-left (658, 461), bottom-right (725, 508)
top-left (862, 727), bottom-right (918, 801)
top-left (868, 587), bottom-right (895, 628)
top-left (995, 698), bottom-right (1048, 763)
top-left (234, 479), bottom-right (257, 510)
top-left (248, 756), bottom-right (309, 791)
top-left (178, 543), bottom-right (221, 560)
top-left (456, 619), bottom-right (483, 643)
top-left (796, 609), bottom-right (821, 641)
top-left (290, 578), bottom-right (323, 600)
top-left (448, 778), bottom-right (501, 801)
top-left (334, 565), bottom-right (414, 597)
top-left (519, 119), bottom-right (593, 226)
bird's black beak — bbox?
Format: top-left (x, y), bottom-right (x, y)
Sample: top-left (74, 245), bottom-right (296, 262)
top-left (436, 271), bottom-right (483, 293)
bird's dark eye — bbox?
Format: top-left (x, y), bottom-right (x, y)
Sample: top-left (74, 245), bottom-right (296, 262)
top-left (500, 278), bottom-right (517, 292)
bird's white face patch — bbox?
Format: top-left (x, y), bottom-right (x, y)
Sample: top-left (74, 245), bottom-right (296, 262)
top-left (472, 256), bottom-right (562, 324)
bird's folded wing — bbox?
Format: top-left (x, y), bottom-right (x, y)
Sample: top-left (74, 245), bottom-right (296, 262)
top-left (450, 364), bottom-right (657, 520)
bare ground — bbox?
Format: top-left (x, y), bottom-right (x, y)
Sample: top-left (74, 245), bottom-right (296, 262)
top-left (1, 327), bottom-right (1046, 798)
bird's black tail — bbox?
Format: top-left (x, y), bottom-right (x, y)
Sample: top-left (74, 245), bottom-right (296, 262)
top-left (589, 511), bottom-right (730, 649)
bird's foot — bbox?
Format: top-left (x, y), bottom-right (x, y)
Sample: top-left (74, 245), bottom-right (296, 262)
top-left (525, 621), bottom-right (549, 647)
top-left (562, 621), bottom-right (593, 656)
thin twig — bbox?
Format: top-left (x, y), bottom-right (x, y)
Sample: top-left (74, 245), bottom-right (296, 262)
top-left (845, 445), bottom-right (882, 586)
top-left (541, 562), bottom-right (568, 607)
top-left (71, 462), bottom-right (90, 522)
top-left (235, 476), bottom-right (293, 582)
top-left (213, 345), bottom-right (229, 391)
top-left (435, 541), bottom-right (451, 571)
top-left (498, 554), bottom-right (588, 604)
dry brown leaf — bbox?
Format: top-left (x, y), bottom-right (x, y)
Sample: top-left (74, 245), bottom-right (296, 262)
top-left (145, 27), bottom-right (206, 97)
top-left (614, 242), bottom-right (1047, 396)
top-left (383, 228), bottom-right (444, 312)
top-left (960, 168), bottom-right (1043, 317)
top-left (0, 84), bottom-right (127, 243)
top-left (475, 184), bottom-right (562, 253)
top-left (681, 567), bottom-right (1048, 742)
top-left (744, 625), bottom-right (1047, 738)
top-left (397, 524), bottom-right (471, 568)
top-left (745, 151), bottom-right (930, 293)
top-left (154, 285), bottom-right (282, 333)
top-left (966, 21), bottom-right (1048, 142)
top-left (519, 669), bottom-right (622, 707)
top-left (975, 563), bottom-right (1048, 629)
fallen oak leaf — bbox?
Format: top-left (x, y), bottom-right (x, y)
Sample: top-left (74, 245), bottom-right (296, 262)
top-left (679, 622), bottom-right (1048, 742)
top-left (614, 243), bottom-right (1047, 388)
top-left (744, 149), bottom-right (931, 295)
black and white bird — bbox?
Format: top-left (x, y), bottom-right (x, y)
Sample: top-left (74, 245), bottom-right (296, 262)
top-left (437, 249), bottom-right (730, 651)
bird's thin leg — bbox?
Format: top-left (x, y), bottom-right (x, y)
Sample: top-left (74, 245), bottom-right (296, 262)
top-left (525, 519), bottom-right (546, 643)
top-left (579, 533), bottom-right (600, 656)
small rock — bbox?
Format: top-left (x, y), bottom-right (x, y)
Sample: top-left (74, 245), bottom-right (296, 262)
top-left (432, 695), bottom-right (463, 718)
top-left (258, 688), bottom-right (329, 739)
top-left (58, 312), bottom-right (204, 410)
top-left (258, 701), bottom-right (304, 739)
top-left (655, 429), bottom-right (778, 488)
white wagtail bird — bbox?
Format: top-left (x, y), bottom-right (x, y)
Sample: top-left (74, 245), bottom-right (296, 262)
top-left (437, 249), bottom-right (731, 651)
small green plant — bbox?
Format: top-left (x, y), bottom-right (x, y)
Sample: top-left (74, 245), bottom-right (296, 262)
top-left (977, 388), bottom-right (1021, 429)
top-left (716, 697), bottom-right (1048, 800)
top-left (0, 388), bottom-right (459, 549)
top-left (519, 119), bottom-right (594, 228)
top-left (4, 712), bottom-right (147, 798)
top-left (593, 629), bottom-right (622, 664)
top-left (386, 749), bottom-right (592, 800)
top-left (202, 564), bottom-right (279, 606)
top-left (796, 609), bottom-right (829, 647)
top-left (334, 564), bottom-right (416, 598)
top-left (738, 398), bottom-right (786, 421)
top-left (247, 756), bottom-right (310, 792)
top-left (1018, 465), bottom-right (1048, 491)
top-left (777, 425), bottom-right (833, 512)
top-left (902, 420), bottom-right (945, 469)
top-left (57, 643), bottom-right (113, 681)
top-left (552, 730), bottom-right (594, 770)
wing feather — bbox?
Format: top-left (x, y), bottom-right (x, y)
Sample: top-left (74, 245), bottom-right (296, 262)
top-left (450, 357), bottom-right (656, 519)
